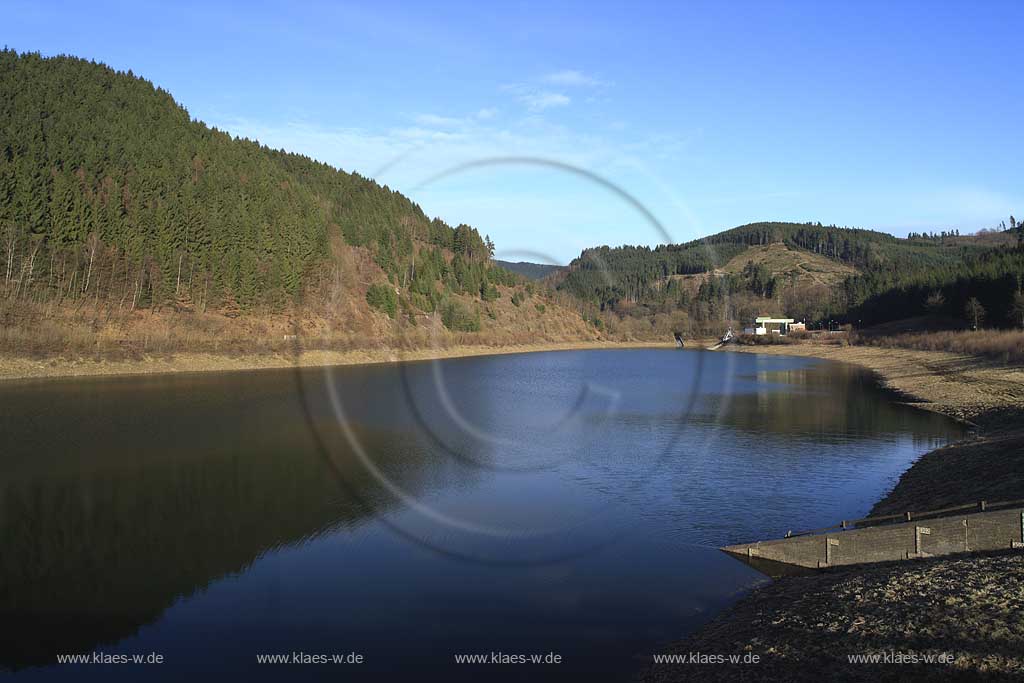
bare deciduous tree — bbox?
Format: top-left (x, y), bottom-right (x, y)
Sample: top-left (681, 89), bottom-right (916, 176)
top-left (964, 297), bottom-right (985, 330)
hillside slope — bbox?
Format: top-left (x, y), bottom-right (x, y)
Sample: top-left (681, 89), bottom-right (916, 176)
top-left (720, 242), bottom-right (859, 288)
top-left (558, 221), bottom-right (1023, 337)
top-left (492, 260), bottom-right (562, 281)
top-left (0, 50), bottom-right (598, 357)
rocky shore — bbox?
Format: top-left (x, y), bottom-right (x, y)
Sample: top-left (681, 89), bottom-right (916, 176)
top-left (642, 551), bottom-right (1024, 681)
top-left (641, 342), bottom-right (1024, 681)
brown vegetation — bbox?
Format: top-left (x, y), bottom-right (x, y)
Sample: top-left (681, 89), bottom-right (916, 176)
top-left (0, 284), bottom-right (600, 362)
top-left (853, 329), bottom-right (1024, 364)
top-left (721, 241), bottom-right (859, 288)
top-left (734, 333), bottom-right (796, 346)
top-left (0, 230), bottom-right (609, 368)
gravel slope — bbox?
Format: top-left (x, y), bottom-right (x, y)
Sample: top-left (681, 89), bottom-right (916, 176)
top-left (641, 552), bottom-right (1024, 681)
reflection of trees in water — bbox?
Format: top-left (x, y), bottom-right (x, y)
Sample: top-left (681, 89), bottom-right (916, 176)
top-left (0, 423), bottom-right (431, 671)
top-left (697, 363), bottom-right (961, 445)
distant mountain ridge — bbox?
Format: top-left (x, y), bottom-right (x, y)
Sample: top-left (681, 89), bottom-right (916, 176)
top-left (558, 221), bottom-right (1023, 334)
top-left (0, 49), bottom-right (1019, 356)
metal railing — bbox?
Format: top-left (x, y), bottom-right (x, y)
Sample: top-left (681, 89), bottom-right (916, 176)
top-left (783, 497), bottom-right (1024, 539)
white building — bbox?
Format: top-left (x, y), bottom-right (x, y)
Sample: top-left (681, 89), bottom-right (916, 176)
top-left (743, 316), bottom-right (796, 335)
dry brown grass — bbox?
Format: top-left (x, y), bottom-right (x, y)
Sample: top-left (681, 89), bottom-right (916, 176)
top-left (0, 281), bottom-right (602, 365)
top-left (721, 241), bottom-right (859, 288)
top-left (854, 329), bottom-right (1024, 364)
top-left (735, 333), bottom-right (796, 346)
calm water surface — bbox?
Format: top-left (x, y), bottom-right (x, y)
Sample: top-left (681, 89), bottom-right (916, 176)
top-left (0, 349), bottom-right (961, 681)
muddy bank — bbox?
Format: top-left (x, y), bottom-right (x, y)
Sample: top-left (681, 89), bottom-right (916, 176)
top-left (0, 340), bottom-right (677, 382)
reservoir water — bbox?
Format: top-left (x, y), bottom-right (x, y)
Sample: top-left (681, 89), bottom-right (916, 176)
top-left (0, 349), bottom-right (962, 681)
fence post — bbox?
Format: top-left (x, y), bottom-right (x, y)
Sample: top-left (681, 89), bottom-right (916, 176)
top-left (825, 538), bottom-right (839, 566)
top-left (914, 526), bottom-right (931, 557)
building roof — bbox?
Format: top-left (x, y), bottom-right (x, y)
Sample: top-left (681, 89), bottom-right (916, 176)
top-left (755, 316), bottom-right (795, 324)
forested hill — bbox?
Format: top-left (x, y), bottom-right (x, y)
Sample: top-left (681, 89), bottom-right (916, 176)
top-left (492, 260), bottom-right (562, 281)
top-left (2, 49), bottom-right (1020, 353)
top-left (559, 220), bottom-right (1024, 333)
top-left (0, 50), bottom-right (523, 315)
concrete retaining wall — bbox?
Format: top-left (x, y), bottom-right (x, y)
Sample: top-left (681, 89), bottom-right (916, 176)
top-left (723, 508), bottom-right (1024, 572)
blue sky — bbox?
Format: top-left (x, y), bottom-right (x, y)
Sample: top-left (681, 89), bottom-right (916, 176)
top-left (5, 0), bottom-right (1022, 263)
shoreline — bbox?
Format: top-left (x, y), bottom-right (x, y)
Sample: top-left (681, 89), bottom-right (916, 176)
top-left (643, 341), bottom-right (1024, 681)
top-left (7, 336), bottom-right (1022, 678)
top-left (0, 339), bottom-right (681, 383)
top-left (718, 340), bottom-right (1024, 515)
top-left (717, 340), bottom-right (1024, 424)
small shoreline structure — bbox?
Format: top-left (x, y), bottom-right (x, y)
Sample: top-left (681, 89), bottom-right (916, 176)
top-left (642, 340), bottom-right (1024, 681)
top-left (723, 497), bottom-right (1024, 577)
top-left (705, 328), bottom-right (735, 351)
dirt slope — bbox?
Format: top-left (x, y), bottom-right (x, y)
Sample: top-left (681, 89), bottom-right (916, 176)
top-left (721, 242), bottom-right (859, 288)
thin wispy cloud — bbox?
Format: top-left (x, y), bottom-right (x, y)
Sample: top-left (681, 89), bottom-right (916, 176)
top-left (543, 69), bottom-right (605, 88)
top-left (520, 91), bottom-right (570, 111)
top-left (413, 109), bottom-right (499, 128)
top-left (499, 70), bottom-right (606, 114)
top-left (500, 83), bottom-right (571, 112)
top-left (393, 126), bottom-right (464, 142)
top-left (414, 113), bottom-right (465, 127)
top-left (217, 113), bottom-right (623, 186)
top-left (215, 86), bottom-right (702, 261)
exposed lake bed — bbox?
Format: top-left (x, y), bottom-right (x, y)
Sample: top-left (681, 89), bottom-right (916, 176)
top-left (648, 343), bottom-right (1024, 681)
